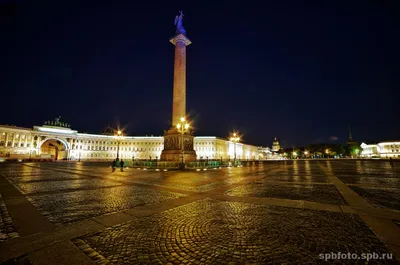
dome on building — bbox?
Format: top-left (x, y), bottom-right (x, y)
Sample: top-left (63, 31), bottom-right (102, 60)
top-left (272, 137), bottom-right (280, 152)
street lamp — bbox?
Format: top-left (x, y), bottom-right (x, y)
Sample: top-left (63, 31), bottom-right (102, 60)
top-left (354, 148), bottom-right (359, 158)
top-left (230, 132), bottom-right (240, 164)
top-left (176, 117), bottom-right (190, 169)
top-left (116, 130), bottom-right (122, 160)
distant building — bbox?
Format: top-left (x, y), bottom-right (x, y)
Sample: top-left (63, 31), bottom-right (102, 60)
top-left (361, 141), bottom-right (400, 159)
top-left (272, 137), bottom-right (280, 152)
top-left (258, 146), bottom-right (271, 160)
top-left (0, 118), bottom-right (259, 161)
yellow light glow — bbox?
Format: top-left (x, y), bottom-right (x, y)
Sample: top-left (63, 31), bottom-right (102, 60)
top-left (304, 151), bottom-right (308, 155)
top-left (293, 152), bottom-right (297, 156)
top-left (117, 130), bottom-right (122, 135)
top-left (176, 124), bottom-right (181, 129)
top-left (184, 124), bottom-right (189, 129)
top-left (180, 117), bottom-right (185, 122)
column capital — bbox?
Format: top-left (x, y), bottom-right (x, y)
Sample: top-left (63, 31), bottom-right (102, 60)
top-left (170, 34), bottom-right (191, 46)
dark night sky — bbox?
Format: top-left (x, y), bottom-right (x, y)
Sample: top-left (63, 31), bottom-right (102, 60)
top-left (1, 1), bottom-right (398, 147)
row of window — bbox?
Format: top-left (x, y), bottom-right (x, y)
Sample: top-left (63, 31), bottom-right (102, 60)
top-left (78, 151), bottom-right (162, 158)
top-left (73, 139), bottom-right (162, 145)
top-left (72, 145), bottom-right (163, 152)
top-left (0, 141), bottom-right (34, 148)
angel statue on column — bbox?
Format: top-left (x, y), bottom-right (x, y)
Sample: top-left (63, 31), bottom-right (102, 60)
top-left (174, 10), bottom-right (186, 34)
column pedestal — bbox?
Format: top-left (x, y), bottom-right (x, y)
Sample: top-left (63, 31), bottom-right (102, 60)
top-left (160, 127), bottom-right (196, 162)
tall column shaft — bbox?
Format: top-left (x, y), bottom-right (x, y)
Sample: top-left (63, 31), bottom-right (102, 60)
top-left (172, 39), bottom-right (186, 126)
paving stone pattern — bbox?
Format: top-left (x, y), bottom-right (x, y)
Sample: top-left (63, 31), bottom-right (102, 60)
top-left (225, 182), bottom-right (346, 204)
top-left (1, 161), bottom-right (400, 264)
top-left (1, 171), bottom-right (85, 182)
top-left (338, 175), bottom-right (400, 187)
top-left (349, 186), bottom-right (400, 211)
top-left (80, 199), bottom-right (394, 265)
top-left (329, 161), bottom-right (400, 211)
top-left (27, 185), bottom-right (186, 224)
top-left (0, 194), bottom-right (19, 241)
top-left (15, 178), bottom-right (123, 194)
top-left (261, 174), bottom-right (331, 183)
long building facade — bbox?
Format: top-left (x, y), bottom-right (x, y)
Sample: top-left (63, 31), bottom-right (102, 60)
top-left (0, 122), bottom-right (259, 161)
top-left (360, 141), bottom-right (400, 159)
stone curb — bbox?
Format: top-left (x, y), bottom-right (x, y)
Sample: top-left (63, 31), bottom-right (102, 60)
top-left (72, 238), bottom-right (112, 265)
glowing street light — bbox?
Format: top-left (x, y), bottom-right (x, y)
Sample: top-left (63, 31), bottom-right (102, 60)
top-left (354, 148), bottom-right (360, 157)
top-left (116, 130), bottom-right (123, 160)
top-left (176, 117), bottom-right (190, 168)
top-left (230, 132), bottom-right (240, 163)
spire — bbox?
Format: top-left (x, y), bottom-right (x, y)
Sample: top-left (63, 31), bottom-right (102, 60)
top-left (348, 125), bottom-right (353, 141)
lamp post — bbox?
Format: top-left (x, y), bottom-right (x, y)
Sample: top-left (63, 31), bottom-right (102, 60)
top-left (176, 117), bottom-right (190, 169)
top-left (230, 132), bottom-right (240, 165)
top-left (116, 130), bottom-right (122, 160)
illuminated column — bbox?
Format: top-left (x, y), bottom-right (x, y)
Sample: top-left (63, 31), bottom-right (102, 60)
top-left (170, 34), bottom-right (191, 126)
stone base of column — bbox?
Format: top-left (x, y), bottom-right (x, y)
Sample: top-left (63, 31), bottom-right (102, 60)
top-left (160, 128), bottom-right (197, 162)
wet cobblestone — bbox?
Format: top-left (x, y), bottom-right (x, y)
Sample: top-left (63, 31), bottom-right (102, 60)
top-left (225, 183), bottom-right (346, 204)
top-left (261, 174), bottom-right (331, 183)
top-left (2, 171), bottom-right (84, 182)
top-left (349, 186), bottom-right (400, 211)
top-left (338, 175), bottom-right (400, 187)
top-left (15, 179), bottom-right (123, 194)
top-left (79, 199), bottom-right (395, 264)
top-left (0, 193), bottom-right (19, 242)
top-left (28, 186), bottom-right (186, 224)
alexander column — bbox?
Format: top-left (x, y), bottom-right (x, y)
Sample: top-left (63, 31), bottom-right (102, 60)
top-left (161, 11), bottom-right (197, 162)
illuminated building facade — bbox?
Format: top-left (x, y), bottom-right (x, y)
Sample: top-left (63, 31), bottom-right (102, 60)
top-left (272, 137), bottom-right (280, 152)
top-left (360, 141), bottom-right (400, 159)
top-left (0, 121), bottom-right (259, 161)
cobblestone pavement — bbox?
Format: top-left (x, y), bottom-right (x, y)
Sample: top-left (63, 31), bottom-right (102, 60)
top-left (0, 160), bottom-right (400, 265)
top-left (348, 186), bottom-right (400, 211)
top-left (225, 182), bottom-right (346, 204)
top-left (328, 160), bottom-right (400, 211)
top-left (0, 194), bottom-right (19, 241)
top-left (27, 186), bottom-right (186, 224)
top-left (79, 199), bottom-right (394, 264)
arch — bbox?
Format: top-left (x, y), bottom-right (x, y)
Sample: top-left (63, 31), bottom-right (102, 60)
top-left (38, 138), bottom-right (70, 160)
top-left (38, 138), bottom-right (70, 150)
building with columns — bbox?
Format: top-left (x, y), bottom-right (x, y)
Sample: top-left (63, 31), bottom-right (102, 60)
top-left (0, 120), bottom-right (259, 161)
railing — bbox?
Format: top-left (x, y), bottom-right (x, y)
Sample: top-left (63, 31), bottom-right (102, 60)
top-left (128, 160), bottom-right (243, 169)
top-left (131, 161), bottom-right (180, 169)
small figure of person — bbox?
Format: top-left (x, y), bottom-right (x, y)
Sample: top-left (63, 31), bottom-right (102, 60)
top-left (120, 160), bottom-right (124, 172)
top-left (112, 159), bottom-right (117, 172)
